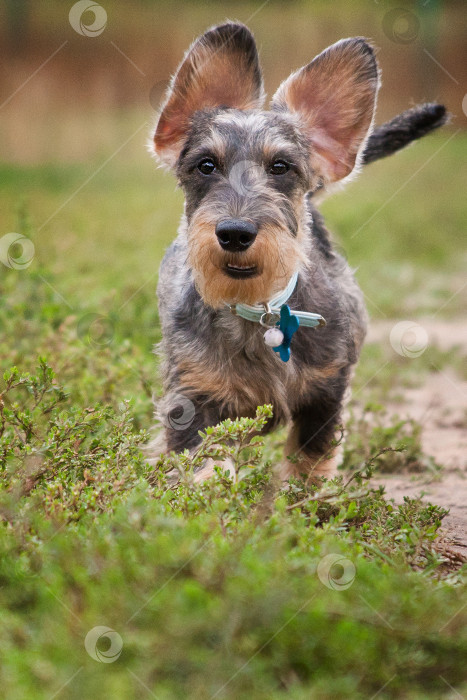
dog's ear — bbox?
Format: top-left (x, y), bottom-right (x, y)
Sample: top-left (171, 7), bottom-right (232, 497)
top-left (271, 38), bottom-right (379, 184)
top-left (153, 22), bottom-right (264, 167)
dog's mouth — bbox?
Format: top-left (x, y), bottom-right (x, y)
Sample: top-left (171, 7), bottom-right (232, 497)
top-left (224, 263), bottom-right (259, 279)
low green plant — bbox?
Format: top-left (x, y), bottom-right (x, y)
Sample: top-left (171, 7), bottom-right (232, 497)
top-left (0, 365), bottom-right (449, 575)
top-left (343, 403), bottom-right (442, 475)
top-left (0, 361), bottom-right (464, 700)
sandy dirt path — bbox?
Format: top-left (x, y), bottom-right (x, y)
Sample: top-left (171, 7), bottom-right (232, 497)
top-left (367, 320), bottom-right (467, 560)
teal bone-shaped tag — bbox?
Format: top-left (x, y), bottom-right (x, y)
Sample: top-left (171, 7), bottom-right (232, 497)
top-left (273, 304), bottom-right (299, 362)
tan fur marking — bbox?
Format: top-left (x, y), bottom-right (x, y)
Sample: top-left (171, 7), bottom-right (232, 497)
top-left (178, 361), bottom-right (232, 404)
top-left (187, 211), bottom-right (307, 308)
top-left (177, 358), bottom-right (280, 415)
top-left (279, 447), bottom-right (341, 482)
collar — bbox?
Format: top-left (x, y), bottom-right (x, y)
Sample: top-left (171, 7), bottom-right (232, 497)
top-left (227, 271), bottom-right (326, 328)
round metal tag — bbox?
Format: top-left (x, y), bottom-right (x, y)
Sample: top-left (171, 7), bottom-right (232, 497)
top-left (260, 311), bottom-right (280, 328)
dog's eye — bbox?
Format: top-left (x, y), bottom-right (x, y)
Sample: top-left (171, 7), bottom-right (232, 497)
top-left (269, 160), bottom-right (289, 175)
top-left (197, 158), bottom-right (216, 175)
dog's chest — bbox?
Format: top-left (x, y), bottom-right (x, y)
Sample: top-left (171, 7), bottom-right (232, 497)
top-left (196, 313), bottom-right (317, 418)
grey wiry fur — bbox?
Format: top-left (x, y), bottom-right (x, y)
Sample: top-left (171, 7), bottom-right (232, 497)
top-left (362, 103), bottom-right (448, 164)
top-left (148, 22), bottom-right (446, 481)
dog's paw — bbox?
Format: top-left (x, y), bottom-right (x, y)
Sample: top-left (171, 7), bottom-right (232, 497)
top-left (193, 455), bottom-right (236, 483)
top-left (278, 448), bottom-right (342, 483)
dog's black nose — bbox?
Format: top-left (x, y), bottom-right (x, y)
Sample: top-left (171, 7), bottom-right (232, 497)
top-left (215, 219), bottom-right (257, 252)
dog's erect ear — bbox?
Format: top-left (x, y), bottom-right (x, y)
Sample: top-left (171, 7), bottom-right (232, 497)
top-left (271, 38), bottom-right (379, 184)
top-left (153, 22), bottom-right (264, 167)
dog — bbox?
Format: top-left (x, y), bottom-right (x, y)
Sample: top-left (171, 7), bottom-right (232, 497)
top-left (149, 22), bottom-right (446, 482)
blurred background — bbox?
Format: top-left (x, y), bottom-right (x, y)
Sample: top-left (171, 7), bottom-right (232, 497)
top-left (1, 0), bottom-right (466, 163)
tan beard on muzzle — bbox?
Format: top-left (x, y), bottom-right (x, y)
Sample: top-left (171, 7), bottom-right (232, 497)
top-left (187, 221), bottom-right (307, 308)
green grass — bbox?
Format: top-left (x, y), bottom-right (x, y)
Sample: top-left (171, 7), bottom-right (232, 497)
top-left (322, 132), bottom-right (467, 318)
top-left (0, 373), bottom-right (464, 699)
top-left (1, 129), bottom-right (466, 699)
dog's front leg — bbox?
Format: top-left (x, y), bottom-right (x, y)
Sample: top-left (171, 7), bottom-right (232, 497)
top-left (280, 380), bottom-right (348, 483)
top-left (149, 390), bottom-right (235, 482)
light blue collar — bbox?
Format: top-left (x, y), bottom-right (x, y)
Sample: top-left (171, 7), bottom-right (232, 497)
top-left (227, 271), bottom-right (326, 328)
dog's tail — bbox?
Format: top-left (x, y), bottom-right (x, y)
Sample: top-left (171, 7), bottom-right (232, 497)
top-left (362, 103), bottom-right (448, 165)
